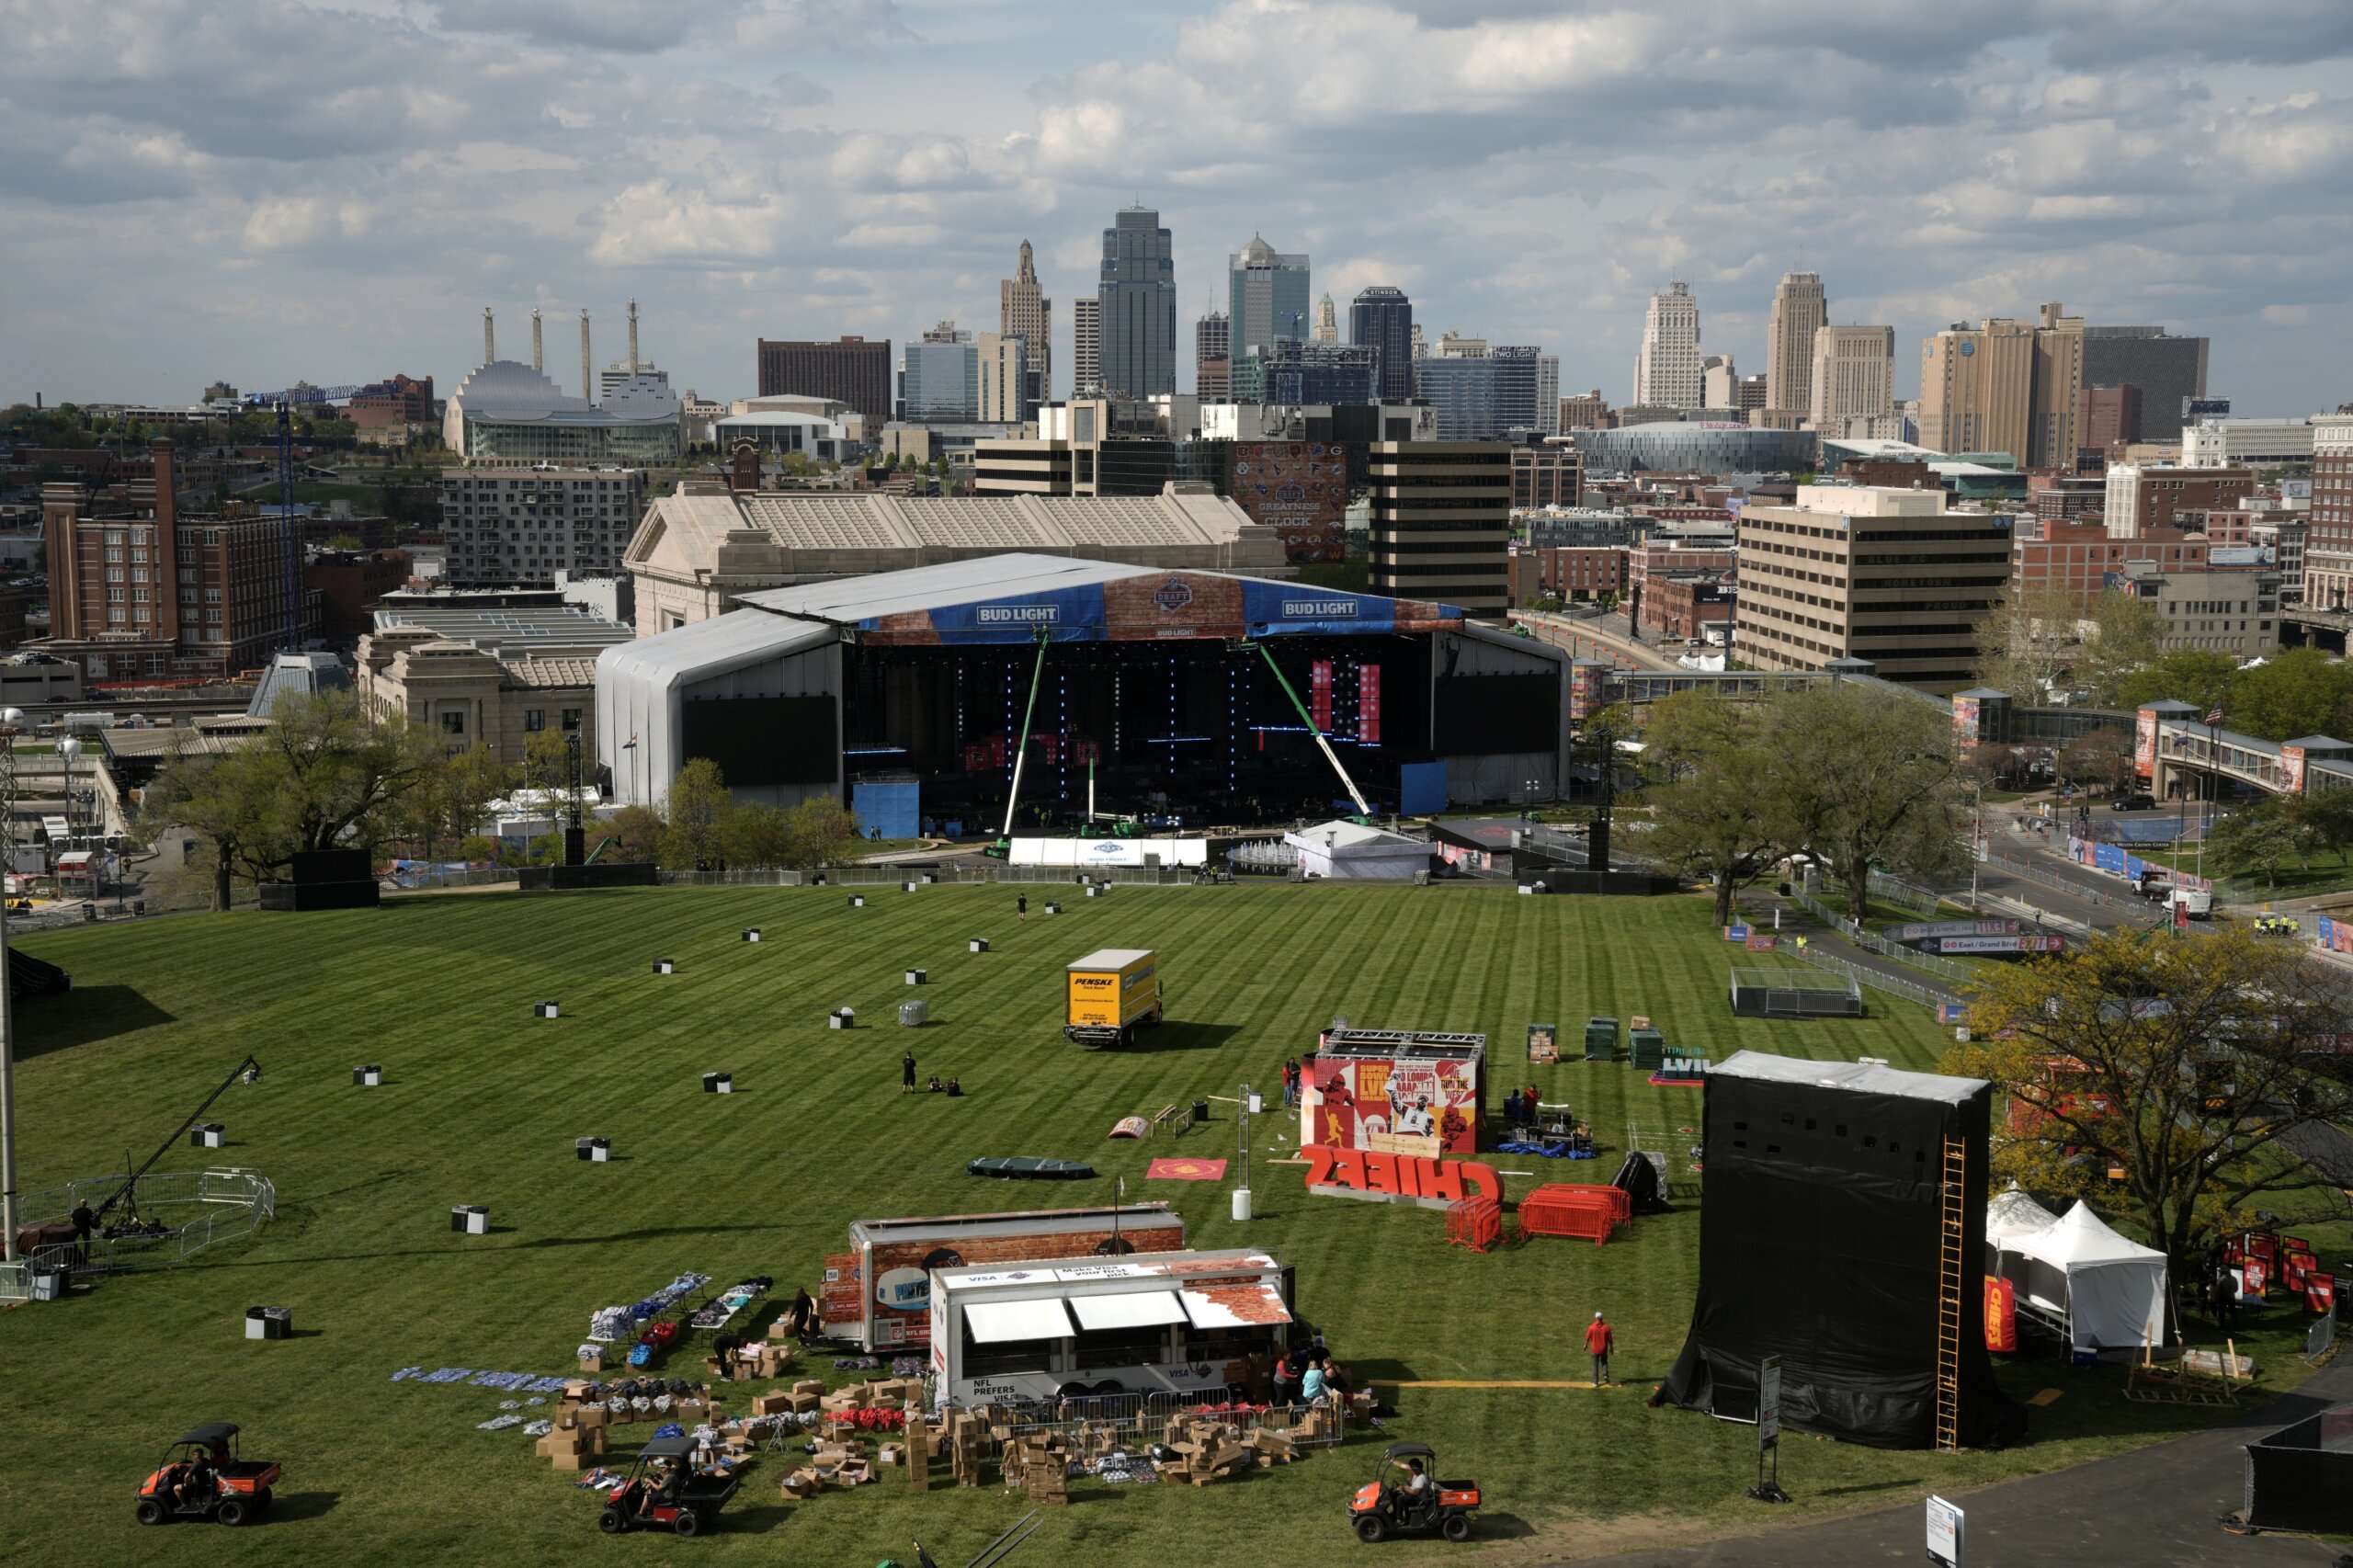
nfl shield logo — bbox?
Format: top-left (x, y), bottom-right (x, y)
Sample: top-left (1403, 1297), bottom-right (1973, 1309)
top-left (1153, 576), bottom-right (1194, 611)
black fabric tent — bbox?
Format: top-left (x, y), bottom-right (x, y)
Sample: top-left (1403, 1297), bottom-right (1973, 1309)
top-left (7, 948), bottom-right (70, 999)
top-left (1662, 1051), bottom-right (2028, 1449)
top-left (1610, 1152), bottom-right (1670, 1214)
top-left (2242, 1401), bottom-right (2353, 1535)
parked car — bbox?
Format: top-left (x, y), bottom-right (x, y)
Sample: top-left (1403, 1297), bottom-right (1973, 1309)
top-left (2109, 792), bottom-right (2156, 812)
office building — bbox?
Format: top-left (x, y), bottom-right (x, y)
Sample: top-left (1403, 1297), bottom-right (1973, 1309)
top-left (2009, 522), bottom-right (2215, 606)
top-left (1701, 356), bottom-right (1739, 412)
top-left (2103, 464), bottom-right (2256, 540)
top-left (1493, 347), bottom-right (1546, 435)
top-left (1072, 299), bottom-right (1101, 397)
top-left (1100, 205), bottom-right (1177, 398)
top-left (898, 336), bottom-right (980, 423)
top-left (438, 467), bottom-right (648, 585)
top-left (1557, 391), bottom-right (1609, 430)
top-left (1633, 281), bottom-right (1703, 410)
top-left (1508, 443), bottom-right (1584, 511)
top-left (1766, 272), bottom-right (1827, 420)
top-left (2182, 418), bottom-right (2322, 469)
top-left (1534, 356), bottom-right (1561, 435)
top-left (2078, 384), bottom-right (2143, 457)
top-left (1415, 354), bottom-right (1499, 440)
top-left (2081, 325), bottom-right (2209, 441)
top-left (1228, 234), bottom-right (1310, 360)
top-left (756, 335), bottom-right (892, 429)
top-left (1313, 292), bottom-right (1338, 344)
top-left (1514, 545), bottom-right (1623, 606)
top-left (1433, 332), bottom-right (1488, 359)
top-left (1563, 422), bottom-right (1817, 475)
top-left (347, 374), bottom-right (436, 429)
top-left (38, 438), bottom-right (318, 682)
top-left (2111, 558), bottom-right (2279, 659)
top-left (2294, 414), bottom-right (2353, 608)
top-left (1733, 484), bottom-right (2010, 689)
top-left (1349, 286), bottom-right (1415, 403)
top-left (1809, 325), bottom-right (1896, 426)
top-left (1234, 340), bottom-right (1381, 406)
top-left (1919, 303), bottom-right (2082, 469)
top-left (1196, 310), bottom-right (1232, 402)
top-left (1368, 441), bottom-right (1511, 619)
top-left (977, 334), bottom-right (1036, 425)
top-left (999, 239), bottom-right (1051, 395)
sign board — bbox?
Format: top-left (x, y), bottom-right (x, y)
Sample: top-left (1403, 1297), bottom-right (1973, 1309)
top-left (1756, 1355), bottom-right (1781, 1449)
top-left (1926, 1494), bottom-right (1964, 1567)
top-left (1893, 919), bottom-right (2021, 942)
top-left (1930, 934), bottom-right (2066, 955)
top-left (1302, 1143), bottom-right (1501, 1204)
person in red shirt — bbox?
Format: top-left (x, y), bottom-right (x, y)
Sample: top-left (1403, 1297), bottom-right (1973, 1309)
top-left (1585, 1312), bottom-right (1614, 1386)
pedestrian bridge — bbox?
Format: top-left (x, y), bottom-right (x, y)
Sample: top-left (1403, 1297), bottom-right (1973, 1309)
top-left (2137, 700), bottom-right (2353, 801)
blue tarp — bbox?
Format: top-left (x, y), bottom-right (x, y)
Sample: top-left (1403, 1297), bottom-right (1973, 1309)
top-left (852, 780), bottom-right (919, 839)
top-left (1399, 761), bottom-right (1449, 817)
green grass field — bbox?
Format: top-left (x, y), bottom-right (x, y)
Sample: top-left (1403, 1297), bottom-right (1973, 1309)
top-left (0, 885), bottom-right (2325, 1565)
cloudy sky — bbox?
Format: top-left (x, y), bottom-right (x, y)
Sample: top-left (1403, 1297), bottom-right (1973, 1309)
top-left (5, 0), bottom-right (2350, 415)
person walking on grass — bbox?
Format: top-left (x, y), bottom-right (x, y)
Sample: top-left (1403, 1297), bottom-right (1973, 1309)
top-left (1586, 1312), bottom-right (1614, 1387)
top-left (902, 1051), bottom-right (917, 1094)
top-left (1017, 893), bottom-right (1028, 923)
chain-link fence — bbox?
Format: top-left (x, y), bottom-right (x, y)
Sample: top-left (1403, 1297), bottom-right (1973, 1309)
top-left (1791, 882), bottom-right (1975, 983)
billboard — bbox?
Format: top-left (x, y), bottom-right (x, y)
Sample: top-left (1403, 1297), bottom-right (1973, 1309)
top-left (1304, 1033), bottom-right (1486, 1158)
top-left (1891, 918), bottom-right (2022, 942)
top-left (2134, 706), bottom-right (2158, 778)
top-left (1229, 441), bottom-right (1347, 563)
top-left (858, 573), bottom-right (1461, 646)
top-left (1931, 934), bottom-right (2066, 955)
top-left (1952, 695), bottom-right (1982, 751)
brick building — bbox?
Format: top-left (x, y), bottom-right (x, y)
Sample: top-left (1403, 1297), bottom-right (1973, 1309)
top-left (2102, 464), bottom-right (2255, 539)
top-left (305, 548), bottom-right (415, 643)
top-left (2010, 522), bottom-right (2215, 606)
top-left (2027, 472), bottom-right (2105, 525)
top-left (347, 373), bottom-right (436, 429)
top-left (39, 438), bottom-right (316, 683)
top-left (1508, 444), bottom-right (1585, 510)
top-left (1513, 544), bottom-right (1624, 605)
top-left (1643, 573), bottom-right (1733, 640)
top-left (2306, 415), bottom-right (2353, 610)
top-left (2077, 383), bottom-right (2141, 459)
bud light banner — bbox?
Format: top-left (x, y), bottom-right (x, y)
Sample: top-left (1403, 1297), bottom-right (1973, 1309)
top-left (848, 573), bottom-right (1462, 645)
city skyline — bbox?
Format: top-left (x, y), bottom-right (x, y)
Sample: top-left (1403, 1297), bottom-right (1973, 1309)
top-left (3, 2), bottom-right (2348, 413)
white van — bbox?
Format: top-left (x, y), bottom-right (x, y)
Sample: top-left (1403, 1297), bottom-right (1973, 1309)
top-left (927, 1248), bottom-right (1291, 1405)
top-left (2166, 887), bottom-right (2213, 920)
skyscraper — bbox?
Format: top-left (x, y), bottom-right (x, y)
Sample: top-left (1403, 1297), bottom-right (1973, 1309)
top-left (1313, 292), bottom-right (1338, 345)
top-left (1227, 233), bottom-right (1310, 361)
top-left (1196, 310), bottom-right (1231, 401)
top-left (1766, 272), bottom-right (1827, 417)
top-left (2081, 325), bottom-right (2210, 443)
top-left (1414, 355), bottom-right (1499, 440)
top-left (1701, 355), bottom-right (1739, 410)
top-left (1633, 282), bottom-right (1702, 410)
top-left (1349, 286), bottom-right (1415, 403)
top-left (998, 239), bottom-right (1051, 394)
top-left (1492, 347), bottom-right (1543, 435)
top-left (1919, 302), bottom-right (2082, 468)
top-left (1072, 298), bottom-right (1101, 397)
top-left (1809, 325), bottom-right (1896, 426)
top-left (1098, 205), bottom-right (1176, 399)
top-left (1534, 354), bottom-right (1561, 435)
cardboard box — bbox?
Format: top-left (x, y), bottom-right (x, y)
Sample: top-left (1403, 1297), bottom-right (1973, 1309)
top-left (551, 1449), bottom-right (588, 1471)
top-left (752, 1391), bottom-right (791, 1417)
top-left (574, 1404), bottom-right (608, 1430)
top-left (579, 1350), bottom-right (606, 1372)
top-left (782, 1469), bottom-right (821, 1498)
top-left (791, 1379), bottom-right (824, 1396)
top-left (877, 1443), bottom-right (904, 1467)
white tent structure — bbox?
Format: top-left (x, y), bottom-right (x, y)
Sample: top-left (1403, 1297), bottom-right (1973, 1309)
top-left (1986, 1197), bottom-right (2170, 1350)
top-left (1282, 820), bottom-right (1432, 881)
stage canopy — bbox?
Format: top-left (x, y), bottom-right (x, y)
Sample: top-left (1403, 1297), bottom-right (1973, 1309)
top-left (1988, 1199), bottom-right (2169, 1351)
top-left (1285, 820), bottom-right (1432, 881)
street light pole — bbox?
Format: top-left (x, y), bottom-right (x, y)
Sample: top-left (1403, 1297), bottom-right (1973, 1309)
top-left (2, 706), bottom-right (29, 1265)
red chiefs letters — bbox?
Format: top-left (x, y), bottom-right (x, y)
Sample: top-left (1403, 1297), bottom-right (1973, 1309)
top-left (1304, 1142), bottom-right (1501, 1203)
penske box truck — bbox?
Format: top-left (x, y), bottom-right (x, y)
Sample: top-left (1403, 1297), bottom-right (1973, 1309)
top-left (1064, 949), bottom-right (1164, 1047)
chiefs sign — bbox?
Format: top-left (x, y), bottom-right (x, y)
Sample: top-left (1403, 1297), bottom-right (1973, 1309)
top-left (1304, 1143), bottom-right (1501, 1203)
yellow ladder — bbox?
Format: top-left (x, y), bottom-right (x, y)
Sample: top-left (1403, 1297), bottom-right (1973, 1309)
top-left (1934, 1135), bottom-right (1966, 1452)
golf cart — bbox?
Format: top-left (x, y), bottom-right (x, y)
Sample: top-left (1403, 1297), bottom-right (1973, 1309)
top-left (1347, 1440), bottom-right (1480, 1544)
top-left (598, 1435), bottom-right (738, 1538)
top-left (134, 1422), bottom-right (280, 1527)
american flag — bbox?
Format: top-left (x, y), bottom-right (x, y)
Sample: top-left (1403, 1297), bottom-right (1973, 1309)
top-left (2206, 708), bottom-right (2224, 726)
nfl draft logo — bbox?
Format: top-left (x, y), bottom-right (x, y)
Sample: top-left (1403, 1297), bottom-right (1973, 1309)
top-left (1152, 576), bottom-right (1194, 611)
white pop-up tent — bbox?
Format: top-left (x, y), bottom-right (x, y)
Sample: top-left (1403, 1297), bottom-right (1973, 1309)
top-left (1283, 820), bottom-right (1433, 881)
top-left (1987, 1197), bottom-right (2170, 1350)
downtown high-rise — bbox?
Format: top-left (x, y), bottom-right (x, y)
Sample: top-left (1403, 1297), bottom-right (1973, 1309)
top-left (1097, 205), bottom-right (1176, 398)
top-left (1766, 271), bottom-right (1826, 418)
top-left (998, 239), bottom-right (1051, 398)
top-left (1349, 286), bottom-right (1415, 403)
top-left (1228, 233), bottom-right (1310, 360)
top-left (1633, 281), bottom-right (1702, 410)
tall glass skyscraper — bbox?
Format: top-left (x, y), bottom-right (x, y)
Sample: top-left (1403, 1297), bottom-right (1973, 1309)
top-left (1227, 234), bottom-right (1310, 361)
top-left (1097, 205), bottom-right (1176, 398)
top-left (1349, 286), bottom-right (1415, 403)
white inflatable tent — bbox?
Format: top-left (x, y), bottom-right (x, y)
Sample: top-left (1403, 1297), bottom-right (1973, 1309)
top-left (1986, 1196), bottom-right (2169, 1350)
top-left (1282, 820), bottom-right (1433, 881)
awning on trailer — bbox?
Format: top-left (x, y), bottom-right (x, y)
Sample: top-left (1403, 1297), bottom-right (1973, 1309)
top-left (962, 1298), bottom-right (1075, 1344)
top-left (1178, 1282), bottom-right (1292, 1330)
top-left (1069, 1291), bottom-right (1188, 1332)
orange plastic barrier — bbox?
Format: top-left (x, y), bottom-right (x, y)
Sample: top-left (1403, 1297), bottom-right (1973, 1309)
top-left (1524, 1183), bottom-right (1631, 1222)
top-left (1518, 1186), bottom-right (1620, 1245)
top-left (1984, 1276), bottom-right (2017, 1352)
top-left (1445, 1198), bottom-right (1503, 1254)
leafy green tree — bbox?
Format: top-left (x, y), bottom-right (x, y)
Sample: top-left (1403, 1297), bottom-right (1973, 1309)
top-left (604, 803), bottom-right (665, 864)
top-left (255, 691), bottom-right (444, 858)
top-left (1973, 579), bottom-right (2082, 700)
top-left (138, 745), bottom-right (282, 911)
top-left (782, 796), bottom-right (863, 868)
top-left (2056, 726), bottom-right (2135, 795)
top-left (2204, 800), bottom-right (2310, 891)
top-left (1761, 681), bottom-right (1967, 925)
top-left (2112, 648), bottom-right (2236, 715)
top-left (2226, 646), bottom-right (2353, 742)
top-left (1643, 692), bottom-right (1786, 926)
top-left (1948, 926), bottom-right (2353, 1273)
top-left (660, 757), bottom-right (736, 869)
top-left (2289, 785), bottom-right (2353, 865)
top-left (726, 801), bottom-right (793, 867)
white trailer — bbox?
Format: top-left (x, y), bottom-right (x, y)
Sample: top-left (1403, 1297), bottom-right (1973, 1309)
top-left (927, 1248), bottom-right (1292, 1406)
